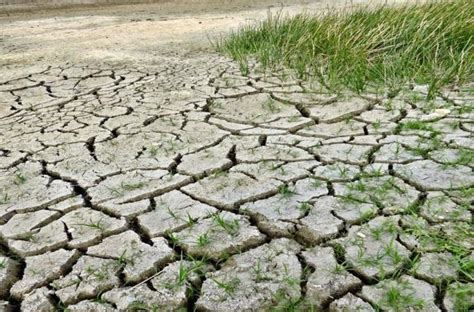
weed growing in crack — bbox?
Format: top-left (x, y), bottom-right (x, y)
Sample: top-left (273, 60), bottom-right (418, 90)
top-left (121, 181), bottom-right (145, 191)
top-left (235, 177), bottom-right (248, 187)
top-left (217, 251), bottom-right (232, 265)
top-left (91, 296), bottom-right (110, 306)
top-left (197, 232), bottom-right (211, 247)
top-left (271, 289), bottom-right (302, 312)
top-left (282, 264), bottom-right (299, 288)
top-left (372, 120), bottom-right (382, 130)
top-left (0, 189), bottom-right (10, 204)
top-left (456, 103), bottom-right (474, 115)
top-left (116, 250), bottom-right (134, 266)
top-left (253, 260), bottom-right (270, 282)
top-left (332, 261), bottom-right (350, 274)
top-left (176, 261), bottom-right (191, 287)
top-left (262, 98), bottom-right (281, 113)
top-left (186, 213), bottom-right (197, 227)
top-left (382, 283), bottom-right (425, 311)
top-left (13, 172), bottom-right (27, 185)
top-left (212, 276), bottom-right (240, 294)
top-left (359, 209), bottom-right (377, 223)
top-left (209, 99), bottom-right (223, 109)
top-left (165, 258), bottom-right (206, 291)
top-left (209, 169), bottom-right (227, 179)
top-left (213, 214), bottom-right (240, 236)
top-left (401, 120), bottom-right (439, 135)
top-left (377, 177), bottom-right (406, 198)
top-left (337, 190), bottom-right (358, 202)
top-left (332, 243), bottom-right (345, 259)
top-left (455, 187), bottom-right (474, 199)
top-left (85, 265), bottom-right (109, 281)
top-left (277, 184), bottom-right (296, 199)
top-left (459, 257), bottom-right (474, 282)
top-left (392, 142), bottom-right (403, 156)
top-left (351, 180), bottom-right (367, 193)
top-left (409, 145), bottom-right (431, 158)
top-left (310, 178), bottom-right (323, 189)
top-left (161, 138), bottom-right (181, 156)
top-left (298, 202), bottom-right (312, 215)
top-left (356, 247), bottom-right (385, 268)
top-left (334, 165), bottom-right (350, 178)
top-left (402, 254), bottom-right (421, 277)
top-left (370, 226), bottom-right (384, 241)
top-left (74, 218), bottom-right (106, 232)
top-left (148, 146), bottom-right (159, 157)
top-left (278, 165), bottom-right (288, 176)
top-left (168, 232), bottom-right (182, 248)
top-left (22, 232), bottom-right (39, 243)
top-left (448, 283), bottom-right (474, 312)
top-left (362, 166), bottom-right (385, 178)
top-left (382, 240), bottom-right (405, 265)
top-left (404, 201), bottom-right (422, 215)
top-left (166, 207), bottom-right (179, 220)
top-left (107, 186), bottom-right (123, 196)
top-left (0, 259), bottom-right (6, 269)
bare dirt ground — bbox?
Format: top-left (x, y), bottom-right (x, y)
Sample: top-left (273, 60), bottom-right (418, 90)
top-left (0, 1), bottom-right (472, 311)
top-left (0, 0), bottom-right (416, 68)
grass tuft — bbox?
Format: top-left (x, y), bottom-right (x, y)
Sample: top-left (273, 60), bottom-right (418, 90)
top-left (217, 0), bottom-right (473, 97)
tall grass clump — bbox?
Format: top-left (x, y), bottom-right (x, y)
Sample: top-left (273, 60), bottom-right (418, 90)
top-left (217, 0), bottom-right (473, 97)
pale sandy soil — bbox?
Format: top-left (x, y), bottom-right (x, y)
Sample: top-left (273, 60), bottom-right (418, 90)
top-left (0, 0), bottom-right (416, 68)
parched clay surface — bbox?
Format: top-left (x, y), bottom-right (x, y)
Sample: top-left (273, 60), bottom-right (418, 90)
top-left (0, 1), bottom-right (473, 311)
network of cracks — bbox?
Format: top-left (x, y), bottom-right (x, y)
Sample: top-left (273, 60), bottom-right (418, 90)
top-left (0, 53), bottom-right (473, 311)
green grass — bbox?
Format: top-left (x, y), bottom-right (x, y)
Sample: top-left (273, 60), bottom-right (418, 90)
top-left (217, 0), bottom-right (473, 97)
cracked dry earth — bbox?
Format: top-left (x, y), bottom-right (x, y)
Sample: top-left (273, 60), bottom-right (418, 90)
top-left (0, 53), bottom-right (473, 312)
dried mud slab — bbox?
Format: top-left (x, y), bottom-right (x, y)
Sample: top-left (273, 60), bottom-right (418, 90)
top-left (333, 216), bottom-right (411, 280)
top-left (359, 275), bottom-right (440, 311)
top-left (87, 231), bottom-right (176, 283)
top-left (302, 246), bottom-right (362, 309)
top-left (137, 190), bottom-right (217, 237)
top-left (172, 211), bottom-right (266, 260)
top-left (52, 256), bottom-right (121, 305)
top-left (182, 172), bottom-right (282, 210)
top-left (394, 160), bottom-right (474, 190)
top-left (102, 260), bottom-right (213, 311)
top-left (11, 249), bottom-right (80, 298)
top-left (196, 238), bottom-right (302, 311)
top-left (240, 178), bottom-right (327, 237)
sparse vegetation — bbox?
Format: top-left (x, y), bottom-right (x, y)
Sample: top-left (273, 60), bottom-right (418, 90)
top-left (212, 276), bottom-right (240, 294)
top-left (382, 283), bottom-right (425, 311)
top-left (197, 232), bottom-right (211, 247)
top-left (213, 214), bottom-right (240, 236)
top-left (13, 172), bottom-right (27, 185)
top-left (277, 184), bottom-right (296, 198)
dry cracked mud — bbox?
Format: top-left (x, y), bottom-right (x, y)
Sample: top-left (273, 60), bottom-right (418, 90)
top-left (0, 1), bottom-right (473, 311)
